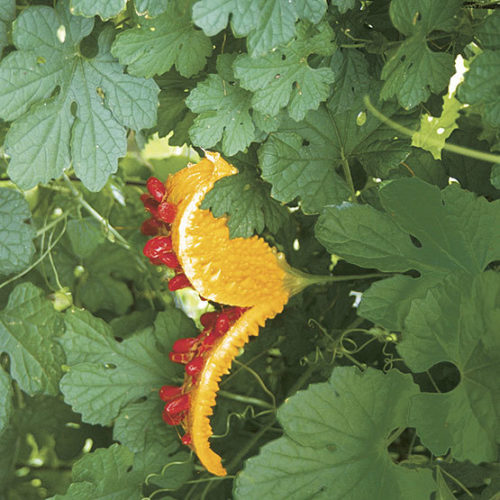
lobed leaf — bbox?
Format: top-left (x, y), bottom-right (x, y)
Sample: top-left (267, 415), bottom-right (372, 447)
top-left (112, 0), bottom-right (212, 78)
top-left (192, 0), bottom-right (327, 56)
top-left (60, 308), bottom-right (192, 425)
top-left (235, 367), bottom-right (435, 500)
top-left (315, 178), bottom-right (500, 329)
top-left (381, 0), bottom-right (463, 108)
top-left (400, 272), bottom-right (500, 464)
top-left (186, 72), bottom-right (255, 156)
top-left (201, 168), bottom-right (290, 238)
top-left (0, 3), bottom-right (159, 191)
top-left (412, 89), bottom-right (464, 160)
top-left (70, 0), bottom-right (126, 20)
top-left (259, 91), bottom-right (410, 213)
top-left (234, 22), bottom-right (335, 122)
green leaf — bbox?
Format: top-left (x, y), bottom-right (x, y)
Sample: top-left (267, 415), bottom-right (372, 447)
top-left (60, 308), bottom-right (194, 425)
top-left (412, 89), bottom-right (464, 159)
top-left (50, 444), bottom-right (139, 499)
top-left (399, 272), bottom-right (500, 463)
top-left (381, 0), bottom-right (462, 108)
top-left (134, 0), bottom-right (168, 17)
top-left (235, 367), bottom-right (435, 500)
top-left (66, 217), bottom-right (105, 259)
top-left (0, 4), bottom-right (159, 191)
top-left (113, 397), bottom-right (174, 453)
top-left (201, 168), bottom-right (290, 238)
top-left (69, 0), bottom-right (126, 20)
top-left (0, 368), bottom-right (12, 435)
top-left (111, 0), bottom-right (212, 78)
top-left (154, 72), bottom-right (196, 141)
top-left (78, 243), bottom-right (138, 315)
top-left (328, 49), bottom-right (370, 114)
top-left (186, 73), bottom-right (255, 156)
top-left (0, 188), bottom-right (35, 276)
top-left (192, 0), bottom-right (327, 57)
top-left (458, 51), bottom-right (500, 127)
top-left (0, 0), bottom-right (14, 22)
top-left (330, 0), bottom-right (357, 14)
top-left (477, 11), bottom-right (500, 50)
top-left (0, 0), bottom-right (14, 56)
top-left (315, 178), bottom-right (500, 329)
top-left (234, 22), bottom-right (335, 121)
top-left (0, 283), bottom-right (65, 395)
top-left (259, 93), bottom-right (410, 213)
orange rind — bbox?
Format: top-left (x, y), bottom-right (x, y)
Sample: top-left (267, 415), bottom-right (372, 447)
top-left (140, 152), bottom-right (307, 476)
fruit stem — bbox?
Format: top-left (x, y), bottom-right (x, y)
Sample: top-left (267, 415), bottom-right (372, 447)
top-left (285, 266), bottom-right (391, 296)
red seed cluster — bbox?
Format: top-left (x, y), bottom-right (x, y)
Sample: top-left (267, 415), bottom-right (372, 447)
top-left (140, 177), bottom-right (190, 292)
top-left (141, 178), bottom-right (249, 450)
top-left (157, 306), bottom-right (247, 446)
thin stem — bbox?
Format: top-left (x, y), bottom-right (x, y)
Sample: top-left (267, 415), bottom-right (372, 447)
top-left (62, 174), bottom-right (132, 251)
top-left (426, 370), bottom-right (441, 393)
top-left (306, 272), bottom-right (392, 286)
top-left (233, 360), bottom-right (276, 409)
top-left (35, 214), bottom-right (68, 237)
top-left (363, 96), bottom-right (500, 164)
top-left (439, 466), bottom-right (474, 498)
top-left (340, 149), bottom-right (358, 203)
top-left (0, 219), bottom-right (67, 290)
top-left (218, 390), bottom-right (274, 410)
top-left (46, 228), bottom-right (63, 290)
top-left (386, 426), bottom-right (405, 446)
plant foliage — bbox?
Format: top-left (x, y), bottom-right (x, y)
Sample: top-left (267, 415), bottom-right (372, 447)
top-left (0, 1), bottom-right (499, 499)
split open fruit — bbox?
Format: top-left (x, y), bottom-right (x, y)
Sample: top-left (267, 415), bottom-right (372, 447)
top-left (140, 152), bottom-right (313, 476)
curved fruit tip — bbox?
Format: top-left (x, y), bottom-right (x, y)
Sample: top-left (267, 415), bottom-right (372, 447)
top-left (186, 302), bottom-right (286, 477)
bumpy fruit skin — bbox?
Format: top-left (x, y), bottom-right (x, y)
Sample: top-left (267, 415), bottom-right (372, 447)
top-left (143, 152), bottom-right (294, 476)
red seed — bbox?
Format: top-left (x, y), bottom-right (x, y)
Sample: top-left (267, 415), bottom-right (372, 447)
top-left (165, 394), bottom-right (190, 415)
top-left (140, 193), bottom-right (150, 203)
top-left (159, 385), bottom-right (182, 402)
top-left (146, 177), bottom-right (166, 203)
top-left (168, 274), bottom-right (191, 291)
top-left (140, 218), bottom-right (162, 236)
top-left (200, 311), bottom-right (218, 328)
top-left (198, 332), bottom-right (218, 353)
top-left (172, 337), bottom-right (198, 353)
top-left (181, 433), bottom-right (192, 445)
top-left (159, 252), bottom-right (179, 268)
top-left (215, 314), bottom-right (230, 335)
top-left (143, 236), bottom-right (172, 259)
top-left (185, 357), bottom-right (204, 376)
top-left (143, 197), bottom-right (159, 217)
top-left (157, 202), bottom-right (177, 224)
top-left (169, 351), bottom-right (193, 364)
top-left (162, 409), bottom-right (183, 425)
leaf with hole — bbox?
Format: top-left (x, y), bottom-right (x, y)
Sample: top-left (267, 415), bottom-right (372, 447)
top-left (400, 272), bottom-right (500, 463)
top-left (235, 367), bottom-right (435, 500)
top-left (315, 178), bottom-right (500, 329)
